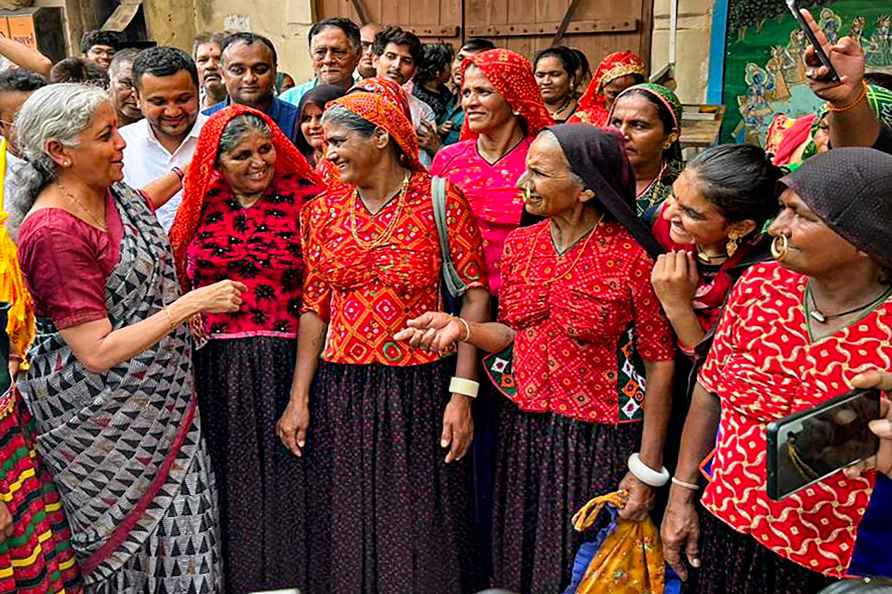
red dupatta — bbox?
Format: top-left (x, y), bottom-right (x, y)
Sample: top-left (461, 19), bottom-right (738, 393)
top-left (169, 104), bottom-right (322, 292)
top-left (572, 51), bottom-right (646, 128)
top-left (459, 49), bottom-right (553, 141)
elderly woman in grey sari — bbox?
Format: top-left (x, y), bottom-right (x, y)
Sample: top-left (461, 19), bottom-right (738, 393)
top-left (9, 83), bottom-right (244, 593)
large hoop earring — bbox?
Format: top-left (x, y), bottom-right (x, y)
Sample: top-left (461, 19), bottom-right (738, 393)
top-left (771, 234), bottom-right (789, 261)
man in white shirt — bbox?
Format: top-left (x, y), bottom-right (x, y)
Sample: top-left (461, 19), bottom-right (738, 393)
top-left (119, 46), bottom-right (205, 231)
top-left (373, 26), bottom-right (440, 165)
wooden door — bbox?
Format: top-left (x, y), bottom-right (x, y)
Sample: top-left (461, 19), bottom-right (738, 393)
top-left (314, 0), bottom-right (463, 48)
top-left (314, 0), bottom-right (653, 66)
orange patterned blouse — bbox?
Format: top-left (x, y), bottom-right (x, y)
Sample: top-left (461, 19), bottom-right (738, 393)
top-left (301, 171), bottom-right (487, 366)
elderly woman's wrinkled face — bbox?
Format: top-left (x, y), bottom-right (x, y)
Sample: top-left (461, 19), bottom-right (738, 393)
top-left (663, 168), bottom-right (730, 248)
top-left (608, 93), bottom-right (672, 172)
top-left (768, 188), bottom-right (865, 275)
top-left (62, 101), bottom-right (126, 188)
top-left (300, 103), bottom-right (325, 152)
top-left (603, 74), bottom-right (640, 108)
top-left (218, 128), bottom-right (277, 196)
top-left (517, 133), bottom-right (585, 217)
top-left (461, 65), bottom-right (515, 135)
top-left (323, 120), bottom-right (384, 184)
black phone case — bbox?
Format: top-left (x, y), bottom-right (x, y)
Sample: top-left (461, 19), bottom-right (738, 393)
top-left (786, 0), bottom-right (841, 83)
top-left (766, 388), bottom-right (879, 500)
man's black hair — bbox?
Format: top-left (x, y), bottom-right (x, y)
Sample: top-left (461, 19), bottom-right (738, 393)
top-left (371, 26), bottom-right (423, 65)
top-left (221, 32), bottom-right (278, 67)
top-left (0, 69), bottom-right (47, 93)
top-left (80, 30), bottom-right (123, 54)
top-left (131, 46), bottom-right (199, 91)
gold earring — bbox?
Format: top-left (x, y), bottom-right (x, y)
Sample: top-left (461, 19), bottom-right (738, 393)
top-left (726, 230), bottom-right (740, 257)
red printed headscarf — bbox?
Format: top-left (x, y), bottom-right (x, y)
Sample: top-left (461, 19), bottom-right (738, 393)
top-left (459, 49), bottom-right (553, 141)
top-left (169, 104), bottom-right (322, 291)
top-left (573, 51), bottom-right (646, 128)
top-left (329, 77), bottom-right (426, 172)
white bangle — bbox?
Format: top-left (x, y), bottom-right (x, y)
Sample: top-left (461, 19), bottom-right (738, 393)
top-left (671, 476), bottom-right (700, 491)
top-left (449, 377), bottom-right (479, 398)
top-left (627, 453), bottom-right (670, 488)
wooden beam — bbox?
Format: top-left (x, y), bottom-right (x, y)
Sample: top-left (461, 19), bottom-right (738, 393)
top-left (552, 0), bottom-right (582, 46)
top-left (466, 19), bottom-right (638, 39)
top-left (349, 0), bottom-right (372, 25)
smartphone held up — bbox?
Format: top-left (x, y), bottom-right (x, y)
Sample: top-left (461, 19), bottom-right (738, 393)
top-left (786, 0), bottom-right (841, 83)
top-left (767, 389), bottom-right (882, 500)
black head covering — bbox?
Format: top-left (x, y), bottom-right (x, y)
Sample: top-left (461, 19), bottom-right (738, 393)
top-left (780, 147), bottom-right (892, 267)
top-left (548, 124), bottom-right (664, 258)
top-left (294, 84), bottom-right (347, 163)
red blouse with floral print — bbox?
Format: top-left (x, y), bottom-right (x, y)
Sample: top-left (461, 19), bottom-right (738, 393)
top-left (301, 171), bottom-right (487, 366)
top-left (497, 219), bottom-right (675, 424)
top-left (186, 175), bottom-right (319, 338)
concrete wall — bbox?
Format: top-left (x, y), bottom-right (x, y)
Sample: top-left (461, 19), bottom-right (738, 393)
top-left (139, 0), bottom-right (316, 81)
top-left (651, 0), bottom-right (715, 103)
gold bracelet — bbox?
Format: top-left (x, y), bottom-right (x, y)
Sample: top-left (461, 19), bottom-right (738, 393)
top-left (162, 307), bottom-right (177, 333)
top-left (827, 82), bottom-right (868, 113)
top-left (454, 316), bottom-right (471, 343)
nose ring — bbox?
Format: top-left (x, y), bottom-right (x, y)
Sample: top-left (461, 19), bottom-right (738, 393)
top-left (770, 234), bottom-right (789, 262)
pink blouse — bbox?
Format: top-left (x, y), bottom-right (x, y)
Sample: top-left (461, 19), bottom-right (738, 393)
top-left (431, 136), bottom-right (532, 296)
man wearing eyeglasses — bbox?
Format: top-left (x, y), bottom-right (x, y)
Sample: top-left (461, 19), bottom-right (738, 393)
top-left (108, 48), bottom-right (143, 127)
top-left (279, 17), bottom-right (361, 107)
top-left (358, 22), bottom-right (384, 78)
top-left (80, 30), bottom-right (122, 71)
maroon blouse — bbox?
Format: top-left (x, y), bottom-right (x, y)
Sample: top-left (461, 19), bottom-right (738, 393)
top-left (18, 192), bottom-right (125, 329)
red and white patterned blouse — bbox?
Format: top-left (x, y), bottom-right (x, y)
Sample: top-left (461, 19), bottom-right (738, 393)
top-left (497, 219), bottom-right (675, 424)
top-left (301, 171), bottom-right (487, 366)
top-left (698, 262), bottom-right (892, 577)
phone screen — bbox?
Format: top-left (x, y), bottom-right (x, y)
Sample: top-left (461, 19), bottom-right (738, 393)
top-left (767, 389), bottom-right (880, 500)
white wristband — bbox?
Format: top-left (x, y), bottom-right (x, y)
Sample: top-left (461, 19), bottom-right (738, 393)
top-left (449, 377), bottom-right (479, 398)
top-left (627, 453), bottom-right (670, 488)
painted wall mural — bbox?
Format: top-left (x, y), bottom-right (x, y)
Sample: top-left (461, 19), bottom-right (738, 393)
top-left (722, 0), bottom-right (892, 145)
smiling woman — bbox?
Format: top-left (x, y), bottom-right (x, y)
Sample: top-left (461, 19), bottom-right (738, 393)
top-left (169, 105), bottom-right (323, 594)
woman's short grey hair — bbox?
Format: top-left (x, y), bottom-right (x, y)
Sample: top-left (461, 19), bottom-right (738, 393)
top-left (218, 113), bottom-right (273, 157)
top-left (537, 129), bottom-right (585, 188)
top-left (320, 104), bottom-right (377, 137)
top-left (8, 83), bottom-right (110, 238)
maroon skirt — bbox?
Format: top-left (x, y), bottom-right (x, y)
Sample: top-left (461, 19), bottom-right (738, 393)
top-left (491, 402), bottom-right (642, 594)
top-left (303, 359), bottom-right (485, 594)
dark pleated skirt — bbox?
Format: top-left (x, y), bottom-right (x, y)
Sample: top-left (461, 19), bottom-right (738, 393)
top-left (194, 337), bottom-right (307, 594)
top-left (691, 509), bottom-right (837, 594)
top-left (304, 359), bottom-right (484, 594)
top-left (491, 402), bottom-right (642, 594)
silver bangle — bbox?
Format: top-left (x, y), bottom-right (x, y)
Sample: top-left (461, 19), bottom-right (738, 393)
top-left (671, 476), bottom-right (700, 491)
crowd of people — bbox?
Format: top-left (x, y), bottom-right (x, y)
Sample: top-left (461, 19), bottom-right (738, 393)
top-left (0, 8), bottom-right (888, 594)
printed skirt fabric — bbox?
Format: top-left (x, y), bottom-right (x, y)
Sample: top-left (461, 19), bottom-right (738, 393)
top-left (491, 403), bottom-right (642, 594)
top-left (194, 337), bottom-right (308, 594)
top-left (303, 359), bottom-right (485, 594)
top-left (0, 390), bottom-right (81, 594)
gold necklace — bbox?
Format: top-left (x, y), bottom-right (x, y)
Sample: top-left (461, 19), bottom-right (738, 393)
top-left (349, 174), bottom-right (410, 250)
top-left (522, 213), bottom-right (605, 285)
top-left (57, 183), bottom-right (106, 230)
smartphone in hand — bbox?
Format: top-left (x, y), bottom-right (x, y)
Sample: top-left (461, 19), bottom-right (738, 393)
top-left (786, 0), bottom-right (841, 83)
top-left (767, 388), bottom-right (881, 500)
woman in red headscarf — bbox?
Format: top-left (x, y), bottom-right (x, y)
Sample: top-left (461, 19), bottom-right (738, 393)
top-left (168, 105), bottom-right (323, 594)
top-left (431, 48), bottom-right (553, 299)
top-left (570, 51), bottom-right (647, 127)
top-left (276, 86), bottom-right (491, 593)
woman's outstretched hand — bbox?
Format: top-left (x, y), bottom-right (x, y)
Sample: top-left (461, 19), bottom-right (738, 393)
top-left (394, 311), bottom-right (463, 353)
top-left (845, 370), bottom-right (892, 479)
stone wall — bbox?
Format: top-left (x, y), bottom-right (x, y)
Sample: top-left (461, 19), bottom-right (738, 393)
top-left (650, 0), bottom-right (715, 103)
